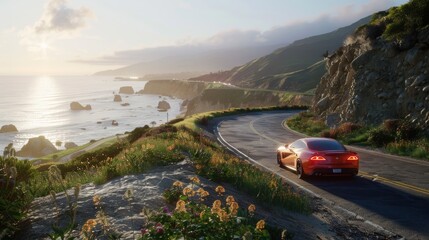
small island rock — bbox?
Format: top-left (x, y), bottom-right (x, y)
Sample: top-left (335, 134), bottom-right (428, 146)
top-left (64, 142), bottom-right (78, 149)
top-left (0, 124), bottom-right (18, 133)
top-left (119, 86), bottom-right (134, 94)
top-left (70, 102), bottom-right (92, 111)
top-left (17, 136), bottom-right (57, 157)
top-left (114, 95), bottom-right (122, 102)
top-left (157, 100), bottom-right (171, 110)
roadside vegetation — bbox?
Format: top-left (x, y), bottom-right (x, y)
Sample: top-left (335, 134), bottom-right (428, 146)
top-left (357, 0), bottom-right (429, 48)
top-left (1, 107), bottom-right (309, 239)
top-left (287, 111), bottom-right (429, 160)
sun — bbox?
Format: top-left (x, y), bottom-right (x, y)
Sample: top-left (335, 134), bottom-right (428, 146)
top-left (40, 42), bottom-right (49, 50)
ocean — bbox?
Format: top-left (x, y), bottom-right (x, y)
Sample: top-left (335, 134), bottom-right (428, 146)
top-left (0, 76), bottom-right (183, 154)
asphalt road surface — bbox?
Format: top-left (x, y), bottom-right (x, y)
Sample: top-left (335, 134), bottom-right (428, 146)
top-left (214, 111), bottom-right (429, 239)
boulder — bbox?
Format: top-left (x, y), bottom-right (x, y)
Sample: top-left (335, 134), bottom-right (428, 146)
top-left (157, 100), bottom-right (171, 110)
top-left (0, 124), bottom-right (18, 133)
top-left (64, 142), bottom-right (78, 149)
top-left (70, 102), bottom-right (91, 111)
top-left (112, 120), bottom-right (119, 126)
top-left (114, 95), bottom-right (122, 102)
top-left (119, 86), bottom-right (134, 94)
top-left (121, 103), bottom-right (130, 106)
top-left (17, 136), bottom-right (57, 158)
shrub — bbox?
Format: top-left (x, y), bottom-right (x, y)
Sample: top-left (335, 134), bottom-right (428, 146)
top-left (396, 121), bottom-right (420, 141)
top-left (127, 125), bottom-right (150, 143)
top-left (320, 129), bottom-right (339, 139)
top-left (383, 119), bottom-right (401, 134)
top-left (337, 122), bottom-right (361, 135)
top-left (368, 128), bottom-right (395, 147)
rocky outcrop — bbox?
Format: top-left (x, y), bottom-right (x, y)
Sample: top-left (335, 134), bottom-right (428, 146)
top-left (119, 86), bottom-right (134, 94)
top-left (313, 26), bottom-right (429, 128)
top-left (138, 80), bottom-right (206, 100)
top-left (17, 136), bottom-right (57, 157)
top-left (64, 142), bottom-right (78, 149)
top-left (114, 94), bottom-right (122, 102)
top-left (0, 124), bottom-right (18, 133)
top-left (157, 100), bottom-right (171, 111)
top-left (70, 102), bottom-right (91, 111)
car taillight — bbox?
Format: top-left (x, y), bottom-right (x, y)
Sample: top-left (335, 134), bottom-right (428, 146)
top-left (347, 155), bottom-right (359, 160)
top-left (310, 156), bottom-right (326, 161)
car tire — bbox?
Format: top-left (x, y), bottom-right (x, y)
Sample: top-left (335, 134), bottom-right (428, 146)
top-left (296, 160), bottom-right (306, 179)
top-left (277, 153), bottom-right (283, 167)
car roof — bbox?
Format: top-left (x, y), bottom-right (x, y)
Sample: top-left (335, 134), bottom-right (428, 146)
top-left (299, 137), bottom-right (339, 144)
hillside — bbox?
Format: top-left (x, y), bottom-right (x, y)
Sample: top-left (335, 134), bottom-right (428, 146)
top-left (313, 0), bottom-right (429, 129)
top-left (191, 16), bottom-right (371, 92)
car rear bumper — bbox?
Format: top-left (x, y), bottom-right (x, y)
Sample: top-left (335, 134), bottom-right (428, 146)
top-left (309, 168), bottom-right (358, 176)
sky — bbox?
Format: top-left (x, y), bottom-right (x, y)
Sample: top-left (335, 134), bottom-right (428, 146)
top-left (0, 0), bottom-right (407, 76)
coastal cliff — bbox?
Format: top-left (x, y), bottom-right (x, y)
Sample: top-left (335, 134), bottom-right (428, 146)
top-left (139, 80), bottom-right (312, 116)
top-left (313, 6), bottom-right (429, 129)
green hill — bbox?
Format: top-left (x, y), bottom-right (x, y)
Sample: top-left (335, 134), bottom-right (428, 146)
top-left (191, 16), bottom-right (371, 92)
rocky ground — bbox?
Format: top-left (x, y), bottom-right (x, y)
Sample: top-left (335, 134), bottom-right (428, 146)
top-left (15, 159), bottom-right (399, 240)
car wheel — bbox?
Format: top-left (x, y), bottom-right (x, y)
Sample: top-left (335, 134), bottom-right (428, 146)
top-left (277, 153), bottom-right (283, 167)
top-left (296, 160), bottom-right (306, 179)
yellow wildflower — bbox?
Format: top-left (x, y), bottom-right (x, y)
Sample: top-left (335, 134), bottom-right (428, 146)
top-left (175, 200), bottom-right (186, 212)
top-left (172, 181), bottom-right (183, 187)
top-left (229, 201), bottom-right (239, 216)
top-left (213, 199), bottom-right (222, 209)
top-left (256, 220), bottom-right (265, 231)
top-left (217, 209), bottom-right (229, 222)
top-left (182, 187), bottom-right (195, 197)
top-left (225, 195), bottom-right (235, 205)
top-left (93, 195), bottom-right (101, 206)
top-left (167, 144), bottom-right (175, 151)
top-left (190, 176), bottom-right (200, 184)
top-left (215, 185), bottom-right (225, 195)
top-left (248, 204), bottom-right (256, 213)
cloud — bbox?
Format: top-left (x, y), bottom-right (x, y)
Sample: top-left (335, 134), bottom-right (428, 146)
top-left (33, 0), bottom-right (93, 34)
top-left (20, 0), bottom-right (93, 56)
top-left (77, 0), bottom-right (397, 66)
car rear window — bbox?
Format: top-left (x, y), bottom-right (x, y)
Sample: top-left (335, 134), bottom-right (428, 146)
top-left (307, 140), bottom-right (346, 151)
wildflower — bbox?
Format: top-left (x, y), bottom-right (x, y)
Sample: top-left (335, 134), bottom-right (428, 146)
top-left (162, 206), bottom-right (170, 213)
top-left (93, 195), bottom-right (101, 206)
top-left (182, 187), bottom-right (195, 197)
top-left (200, 211), bottom-right (205, 219)
top-left (212, 200), bottom-right (222, 209)
top-left (167, 144), bottom-right (175, 151)
top-left (199, 190), bottom-right (209, 200)
top-left (172, 181), bottom-right (184, 187)
top-left (190, 176), bottom-right (200, 184)
top-left (229, 202), bottom-right (239, 216)
top-left (175, 200), bottom-right (186, 212)
top-left (255, 220), bottom-right (265, 231)
top-left (225, 195), bottom-right (235, 205)
top-left (48, 165), bottom-right (62, 183)
top-left (248, 204), bottom-right (256, 215)
top-left (155, 223), bottom-right (164, 234)
top-left (141, 227), bottom-right (149, 235)
top-left (215, 185), bottom-right (225, 195)
top-left (217, 209), bottom-right (229, 222)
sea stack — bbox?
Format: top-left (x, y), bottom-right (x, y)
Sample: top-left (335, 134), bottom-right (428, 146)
top-left (0, 124), bottom-right (18, 133)
top-left (70, 102), bottom-right (92, 110)
top-left (157, 100), bottom-right (171, 111)
top-left (114, 94), bottom-right (122, 102)
top-left (17, 136), bottom-right (57, 157)
top-left (119, 86), bottom-right (134, 94)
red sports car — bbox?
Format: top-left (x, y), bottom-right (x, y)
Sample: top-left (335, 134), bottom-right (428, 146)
top-left (276, 137), bottom-right (359, 178)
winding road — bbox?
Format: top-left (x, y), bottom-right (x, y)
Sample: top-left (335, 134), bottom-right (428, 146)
top-left (213, 111), bottom-right (429, 239)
